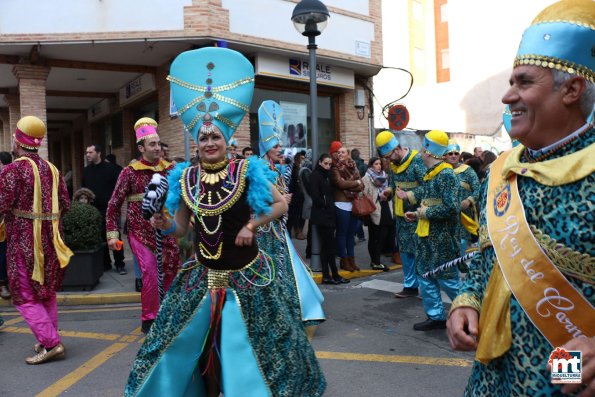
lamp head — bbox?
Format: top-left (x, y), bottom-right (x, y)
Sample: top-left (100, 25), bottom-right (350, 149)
top-left (291, 0), bottom-right (330, 37)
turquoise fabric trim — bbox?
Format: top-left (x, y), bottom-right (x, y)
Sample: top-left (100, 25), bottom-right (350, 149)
top-left (246, 157), bottom-right (275, 216)
top-left (165, 161), bottom-right (190, 215)
top-left (445, 143), bottom-right (460, 153)
top-left (423, 136), bottom-right (447, 157)
top-left (135, 289), bottom-right (271, 397)
top-left (136, 295), bottom-right (210, 397)
top-left (517, 22), bottom-right (595, 76)
top-left (284, 230), bottom-right (325, 322)
top-left (220, 290), bottom-right (271, 397)
top-left (377, 134), bottom-right (398, 156)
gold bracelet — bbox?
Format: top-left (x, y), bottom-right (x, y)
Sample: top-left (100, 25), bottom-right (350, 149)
top-left (106, 231), bottom-right (120, 240)
top-left (244, 222), bottom-right (255, 233)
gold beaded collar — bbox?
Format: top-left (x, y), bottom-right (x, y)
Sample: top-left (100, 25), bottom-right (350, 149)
top-left (201, 159), bottom-right (228, 171)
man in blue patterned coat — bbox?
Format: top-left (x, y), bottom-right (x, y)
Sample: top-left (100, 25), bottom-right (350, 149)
top-left (375, 130), bottom-right (426, 298)
top-left (447, 1), bottom-right (595, 395)
top-left (404, 129), bottom-right (461, 331)
top-left (444, 141), bottom-right (480, 255)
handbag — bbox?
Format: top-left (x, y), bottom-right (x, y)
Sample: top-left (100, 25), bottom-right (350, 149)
top-left (352, 192), bottom-right (376, 217)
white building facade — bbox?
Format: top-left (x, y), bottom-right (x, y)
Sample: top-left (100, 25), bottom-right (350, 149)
top-left (0, 0), bottom-right (383, 189)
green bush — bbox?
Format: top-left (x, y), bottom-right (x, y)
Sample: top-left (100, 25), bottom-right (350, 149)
top-left (63, 202), bottom-right (103, 251)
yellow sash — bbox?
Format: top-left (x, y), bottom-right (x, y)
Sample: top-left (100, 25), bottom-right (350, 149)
top-left (130, 159), bottom-right (171, 172)
top-left (461, 211), bottom-right (479, 236)
top-left (454, 164), bottom-right (470, 174)
top-left (477, 150), bottom-right (594, 364)
top-left (391, 150), bottom-right (419, 216)
top-left (415, 162), bottom-right (453, 237)
top-left (15, 158), bottom-right (73, 284)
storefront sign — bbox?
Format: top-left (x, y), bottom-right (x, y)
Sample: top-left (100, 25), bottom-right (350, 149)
top-left (119, 74), bottom-right (156, 106)
top-left (355, 40), bottom-right (371, 58)
top-left (256, 53), bottom-right (354, 89)
top-left (88, 98), bottom-right (110, 122)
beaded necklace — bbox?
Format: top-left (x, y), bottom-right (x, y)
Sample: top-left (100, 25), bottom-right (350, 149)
top-left (181, 159), bottom-right (248, 264)
top-left (181, 159), bottom-right (247, 217)
top-left (523, 126), bottom-right (591, 163)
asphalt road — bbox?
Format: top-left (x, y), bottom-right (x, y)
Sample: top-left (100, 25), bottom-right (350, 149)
top-left (0, 269), bottom-right (473, 397)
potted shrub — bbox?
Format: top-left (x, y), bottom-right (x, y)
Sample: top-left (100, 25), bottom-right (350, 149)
top-left (61, 202), bottom-right (104, 290)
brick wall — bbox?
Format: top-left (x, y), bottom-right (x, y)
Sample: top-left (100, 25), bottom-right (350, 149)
top-left (0, 1), bottom-right (383, 68)
top-left (337, 81), bottom-right (372, 161)
top-left (155, 65), bottom-right (187, 161)
top-left (0, 0), bottom-right (383, 170)
top-left (13, 65), bottom-right (50, 159)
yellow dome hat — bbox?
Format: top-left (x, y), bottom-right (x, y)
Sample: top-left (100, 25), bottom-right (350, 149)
top-left (375, 130), bottom-right (399, 156)
top-left (423, 130), bottom-right (449, 157)
top-left (15, 116), bottom-right (46, 150)
top-left (134, 117), bottom-right (159, 143)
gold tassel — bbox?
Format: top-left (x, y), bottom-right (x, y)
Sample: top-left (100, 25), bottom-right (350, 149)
top-left (415, 218), bottom-right (430, 237)
top-left (476, 265), bottom-right (512, 365)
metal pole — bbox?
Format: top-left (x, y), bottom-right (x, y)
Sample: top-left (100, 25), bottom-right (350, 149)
top-left (308, 35), bottom-right (321, 271)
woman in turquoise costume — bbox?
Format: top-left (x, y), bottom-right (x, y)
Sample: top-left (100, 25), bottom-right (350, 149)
top-left (124, 47), bottom-right (326, 397)
top-left (255, 100), bottom-right (325, 331)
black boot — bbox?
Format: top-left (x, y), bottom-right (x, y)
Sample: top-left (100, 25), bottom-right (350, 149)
top-left (413, 318), bottom-right (446, 331)
top-left (141, 319), bottom-right (154, 334)
top-left (135, 278), bottom-right (143, 293)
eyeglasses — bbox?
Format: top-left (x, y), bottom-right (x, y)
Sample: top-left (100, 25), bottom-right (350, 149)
top-left (321, 161), bottom-right (332, 166)
top-left (446, 152), bottom-right (460, 156)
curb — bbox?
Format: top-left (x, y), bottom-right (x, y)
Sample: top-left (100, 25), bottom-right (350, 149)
top-left (311, 263), bottom-right (402, 283)
top-left (0, 292), bottom-right (141, 307)
top-left (0, 263), bottom-right (402, 307)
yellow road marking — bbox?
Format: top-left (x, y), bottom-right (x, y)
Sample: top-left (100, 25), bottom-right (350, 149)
top-left (315, 351), bottom-right (472, 367)
top-left (56, 306), bottom-right (140, 315)
top-left (3, 316), bottom-right (24, 325)
top-left (119, 335), bottom-right (138, 343)
top-left (1, 306), bottom-right (140, 317)
top-left (36, 342), bottom-right (129, 397)
top-left (1, 326), bottom-right (32, 335)
top-left (59, 330), bottom-right (121, 341)
top-left (2, 326), bottom-right (122, 341)
top-left (130, 326), bottom-right (142, 336)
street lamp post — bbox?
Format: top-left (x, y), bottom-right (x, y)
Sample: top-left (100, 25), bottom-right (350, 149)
top-left (291, 0), bottom-right (329, 272)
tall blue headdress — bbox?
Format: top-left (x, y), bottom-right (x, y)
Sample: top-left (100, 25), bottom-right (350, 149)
top-left (258, 100), bottom-right (284, 156)
top-left (168, 47), bottom-right (255, 143)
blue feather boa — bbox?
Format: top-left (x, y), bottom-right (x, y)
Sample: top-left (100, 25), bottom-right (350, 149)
top-left (246, 156), bottom-right (275, 216)
top-left (165, 161), bottom-right (190, 215)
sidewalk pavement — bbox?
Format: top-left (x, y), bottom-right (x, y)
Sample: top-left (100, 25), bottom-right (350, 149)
top-left (0, 230), bottom-right (400, 307)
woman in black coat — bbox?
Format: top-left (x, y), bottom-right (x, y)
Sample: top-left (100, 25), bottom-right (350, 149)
top-left (310, 154), bottom-right (349, 284)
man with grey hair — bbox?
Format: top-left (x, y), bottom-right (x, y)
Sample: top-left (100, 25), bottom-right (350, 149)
top-left (447, 1), bottom-right (595, 395)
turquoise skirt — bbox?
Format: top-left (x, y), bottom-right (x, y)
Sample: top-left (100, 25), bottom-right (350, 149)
top-left (125, 252), bottom-right (326, 397)
top-left (256, 222), bottom-right (325, 326)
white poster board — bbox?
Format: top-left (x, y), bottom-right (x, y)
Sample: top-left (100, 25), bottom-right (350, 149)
top-left (280, 101), bottom-right (308, 152)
